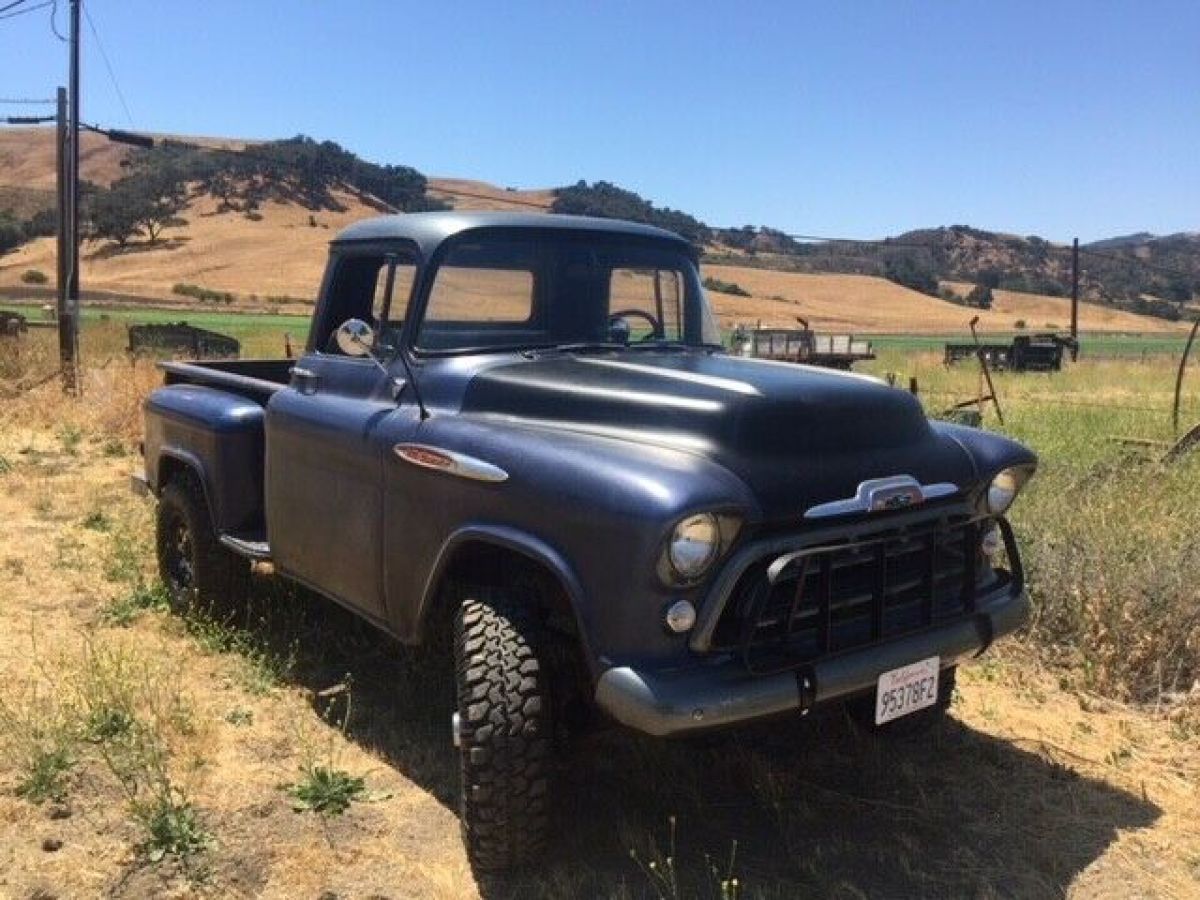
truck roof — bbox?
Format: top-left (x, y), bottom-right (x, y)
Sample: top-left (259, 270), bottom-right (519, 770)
top-left (332, 210), bottom-right (692, 254)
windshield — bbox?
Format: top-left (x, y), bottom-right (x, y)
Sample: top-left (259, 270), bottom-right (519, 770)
top-left (415, 229), bottom-right (721, 353)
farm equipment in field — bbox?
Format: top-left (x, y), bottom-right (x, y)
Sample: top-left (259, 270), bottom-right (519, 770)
top-left (944, 332), bottom-right (1077, 372)
top-left (735, 317), bottom-right (875, 370)
top-left (127, 322), bottom-right (240, 359)
top-left (0, 311), bottom-right (28, 337)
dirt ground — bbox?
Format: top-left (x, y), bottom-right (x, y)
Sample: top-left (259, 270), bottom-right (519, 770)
top-left (0, 365), bottom-right (1196, 899)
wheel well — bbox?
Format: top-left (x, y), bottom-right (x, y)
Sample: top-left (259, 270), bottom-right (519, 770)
top-left (156, 457), bottom-right (215, 534)
top-left (428, 539), bottom-right (594, 725)
top-left (157, 455), bottom-right (201, 495)
top-left (427, 541), bottom-right (578, 639)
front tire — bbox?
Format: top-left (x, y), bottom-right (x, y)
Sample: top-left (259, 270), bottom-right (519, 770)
top-left (454, 588), bottom-right (554, 872)
top-left (155, 476), bottom-right (248, 612)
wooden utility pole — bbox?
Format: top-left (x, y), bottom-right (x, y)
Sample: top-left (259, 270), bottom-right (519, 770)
top-left (58, 0), bottom-right (82, 393)
top-left (1070, 237), bottom-right (1080, 362)
top-left (55, 86), bottom-right (67, 339)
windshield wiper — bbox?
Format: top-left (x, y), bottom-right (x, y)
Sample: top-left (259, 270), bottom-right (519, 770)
top-left (625, 339), bottom-right (687, 351)
top-left (522, 342), bottom-right (625, 358)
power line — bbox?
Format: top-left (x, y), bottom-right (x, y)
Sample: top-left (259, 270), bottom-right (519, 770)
top-left (1, 114), bottom-right (54, 124)
top-left (47, 0), bottom-right (64, 39)
top-left (0, 0), bottom-right (31, 14)
top-left (82, 0), bottom-right (133, 126)
top-left (426, 183), bottom-right (550, 210)
top-left (0, 0), bottom-right (51, 21)
top-left (0, 97), bottom-right (53, 105)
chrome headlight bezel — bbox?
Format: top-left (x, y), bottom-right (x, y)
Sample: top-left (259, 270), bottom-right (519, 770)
top-left (985, 465), bottom-right (1033, 515)
top-left (667, 512), bottom-right (720, 580)
top-left (659, 511), bottom-right (743, 586)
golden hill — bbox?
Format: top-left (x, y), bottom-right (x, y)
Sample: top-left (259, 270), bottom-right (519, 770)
top-left (0, 127), bottom-right (1185, 334)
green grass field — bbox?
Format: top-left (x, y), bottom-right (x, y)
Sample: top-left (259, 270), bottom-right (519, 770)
top-left (0, 303), bottom-right (309, 358)
top-left (866, 331), bottom-right (1191, 357)
top-left (5, 301), bottom-right (1191, 361)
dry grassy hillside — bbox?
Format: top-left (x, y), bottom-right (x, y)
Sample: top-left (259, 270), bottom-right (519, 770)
top-left (0, 127), bottom-right (1188, 334)
top-left (0, 191), bottom-right (368, 302)
top-left (705, 265), bottom-right (1188, 334)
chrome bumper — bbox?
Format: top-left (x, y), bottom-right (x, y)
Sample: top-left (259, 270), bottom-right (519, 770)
top-left (594, 584), bottom-right (1029, 737)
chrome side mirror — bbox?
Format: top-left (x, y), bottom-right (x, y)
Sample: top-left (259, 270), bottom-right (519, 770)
top-left (335, 318), bottom-right (375, 357)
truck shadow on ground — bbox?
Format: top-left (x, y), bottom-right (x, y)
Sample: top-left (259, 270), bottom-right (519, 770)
top-left (228, 581), bottom-right (1160, 900)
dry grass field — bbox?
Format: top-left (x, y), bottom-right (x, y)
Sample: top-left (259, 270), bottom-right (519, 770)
top-left (703, 266), bottom-right (1188, 335)
top-left (0, 324), bottom-right (1197, 898)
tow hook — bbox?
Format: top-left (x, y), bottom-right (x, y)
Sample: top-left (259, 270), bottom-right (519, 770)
top-left (451, 711), bottom-right (461, 748)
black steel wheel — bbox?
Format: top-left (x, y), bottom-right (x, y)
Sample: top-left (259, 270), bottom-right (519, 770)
top-left (454, 587), bottom-right (554, 873)
top-left (155, 476), bottom-right (248, 611)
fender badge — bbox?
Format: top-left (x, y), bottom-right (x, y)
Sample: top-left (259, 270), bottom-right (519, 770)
top-left (393, 443), bottom-right (508, 483)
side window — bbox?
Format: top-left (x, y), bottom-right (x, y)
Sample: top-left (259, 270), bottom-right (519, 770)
top-left (373, 257), bottom-right (418, 347)
top-left (609, 268), bottom-right (684, 340)
top-left (316, 250), bottom-right (417, 354)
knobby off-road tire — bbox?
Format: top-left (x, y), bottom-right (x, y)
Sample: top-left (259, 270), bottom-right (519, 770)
top-left (455, 588), bottom-right (554, 872)
top-left (156, 476), bottom-right (249, 612)
top-left (848, 665), bottom-right (957, 738)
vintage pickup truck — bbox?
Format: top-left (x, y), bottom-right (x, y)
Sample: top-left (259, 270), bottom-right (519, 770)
top-left (136, 211), bottom-right (1036, 871)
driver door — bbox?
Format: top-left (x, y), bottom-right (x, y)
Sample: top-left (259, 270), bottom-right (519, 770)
top-left (265, 248), bottom-right (418, 625)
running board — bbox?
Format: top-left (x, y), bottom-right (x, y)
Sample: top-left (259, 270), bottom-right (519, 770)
top-left (219, 534), bottom-right (272, 561)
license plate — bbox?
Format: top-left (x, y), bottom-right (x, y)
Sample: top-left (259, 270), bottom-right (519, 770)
top-left (874, 656), bottom-right (940, 725)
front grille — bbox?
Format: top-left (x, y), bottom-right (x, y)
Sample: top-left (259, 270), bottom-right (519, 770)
top-left (711, 516), bottom-right (986, 675)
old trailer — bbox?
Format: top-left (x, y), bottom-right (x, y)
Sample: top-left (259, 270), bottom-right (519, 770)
top-left (736, 318), bottom-right (875, 370)
top-left (944, 333), bottom-right (1073, 372)
top-left (127, 322), bottom-right (240, 359)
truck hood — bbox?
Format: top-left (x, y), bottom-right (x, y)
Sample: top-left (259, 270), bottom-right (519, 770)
top-left (460, 351), bottom-right (979, 521)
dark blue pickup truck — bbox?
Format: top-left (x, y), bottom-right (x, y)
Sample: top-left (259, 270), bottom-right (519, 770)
top-left (136, 211), bottom-right (1036, 871)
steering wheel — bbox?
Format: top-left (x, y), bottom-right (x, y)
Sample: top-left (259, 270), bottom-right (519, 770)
top-left (608, 309), bottom-right (663, 342)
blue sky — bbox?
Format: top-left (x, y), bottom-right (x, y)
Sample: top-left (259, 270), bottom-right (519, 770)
top-left (2, 1), bottom-right (1196, 241)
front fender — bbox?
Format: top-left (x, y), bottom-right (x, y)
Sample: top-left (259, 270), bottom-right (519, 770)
top-left (382, 414), bottom-right (760, 673)
top-left (930, 420), bottom-right (1038, 500)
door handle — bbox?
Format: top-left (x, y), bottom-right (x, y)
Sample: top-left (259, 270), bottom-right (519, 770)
top-left (289, 366), bottom-right (320, 393)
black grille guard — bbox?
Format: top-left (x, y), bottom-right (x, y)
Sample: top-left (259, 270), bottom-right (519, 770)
top-left (690, 507), bottom-right (1025, 661)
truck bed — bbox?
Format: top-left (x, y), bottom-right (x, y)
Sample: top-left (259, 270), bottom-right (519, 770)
top-left (159, 358), bottom-right (294, 402)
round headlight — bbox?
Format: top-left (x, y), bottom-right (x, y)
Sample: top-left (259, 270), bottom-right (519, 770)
top-left (668, 513), bottom-right (720, 579)
top-left (986, 469), bottom-right (1022, 515)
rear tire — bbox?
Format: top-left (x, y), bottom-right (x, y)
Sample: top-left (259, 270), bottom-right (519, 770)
top-left (847, 665), bottom-right (957, 738)
top-left (454, 587), bottom-right (554, 872)
top-left (155, 476), bottom-right (249, 612)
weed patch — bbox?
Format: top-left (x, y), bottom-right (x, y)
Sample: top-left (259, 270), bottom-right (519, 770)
top-left (56, 424), bottom-right (83, 456)
top-left (102, 581), bottom-right (170, 626)
top-left (287, 766), bottom-right (366, 815)
top-left (181, 605), bottom-right (293, 694)
top-left (16, 746), bottom-right (74, 804)
top-left (134, 792), bottom-right (212, 861)
top-left (82, 508), bottom-right (112, 532)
